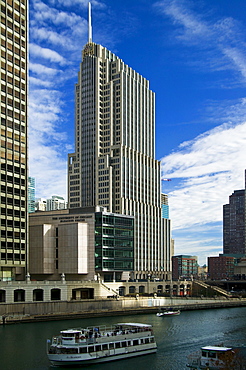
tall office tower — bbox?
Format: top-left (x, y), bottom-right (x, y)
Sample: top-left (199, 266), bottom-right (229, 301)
top-left (28, 177), bottom-right (35, 213)
top-left (223, 172), bottom-right (246, 255)
top-left (0, 0), bottom-right (28, 281)
top-left (68, 4), bottom-right (172, 279)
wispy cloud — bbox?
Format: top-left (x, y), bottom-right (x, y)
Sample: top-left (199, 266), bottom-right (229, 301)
top-left (161, 112), bottom-right (246, 263)
top-left (173, 223), bottom-right (223, 264)
top-left (29, 62), bottom-right (60, 76)
top-left (155, 0), bottom-right (246, 263)
top-left (28, 87), bottom-right (69, 198)
top-left (30, 43), bottom-right (67, 65)
top-left (155, 0), bottom-right (246, 82)
top-left (162, 118), bottom-right (246, 228)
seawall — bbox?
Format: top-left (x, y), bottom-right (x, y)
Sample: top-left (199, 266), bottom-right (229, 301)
top-left (1, 296), bottom-right (246, 324)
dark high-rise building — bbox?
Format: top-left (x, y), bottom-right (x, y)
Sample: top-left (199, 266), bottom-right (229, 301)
top-left (223, 172), bottom-right (246, 255)
top-left (0, 0), bottom-right (28, 281)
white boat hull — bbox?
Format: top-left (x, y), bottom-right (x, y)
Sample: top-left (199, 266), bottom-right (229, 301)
top-left (156, 310), bottom-right (180, 316)
top-left (48, 345), bottom-right (157, 366)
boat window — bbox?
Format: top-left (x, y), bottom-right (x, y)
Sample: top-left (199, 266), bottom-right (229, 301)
top-left (115, 342), bottom-right (121, 349)
top-left (133, 340), bottom-right (139, 346)
top-left (150, 338), bottom-right (155, 343)
top-left (62, 337), bottom-right (73, 340)
top-left (140, 339), bottom-right (144, 344)
top-left (95, 345), bottom-right (101, 351)
top-left (61, 348), bottom-right (78, 354)
top-left (79, 347), bottom-right (87, 354)
top-left (202, 351), bottom-right (208, 357)
top-left (145, 338), bottom-right (150, 344)
top-left (127, 341), bottom-right (131, 346)
top-left (102, 344), bottom-right (108, 351)
top-left (208, 352), bottom-right (216, 358)
top-left (88, 346), bottom-right (94, 353)
top-left (122, 342), bottom-right (127, 347)
top-left (109, 343), bottom-right (114, 349)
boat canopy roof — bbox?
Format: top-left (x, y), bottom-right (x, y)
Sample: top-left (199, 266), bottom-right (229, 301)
top-left (116, 323), bottom-right (152, 328)
top-left (202, 346), bottom-right (232, 352)
top-left (61, 329), bottom-right (82, 334)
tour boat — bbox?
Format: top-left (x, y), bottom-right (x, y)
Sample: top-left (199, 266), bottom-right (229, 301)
top-left (186, 345), bottom-right (238, 369)
top-left (47, 322), bottom-right (157, 366)
top-left (156, 308), bottom-right (180, 317)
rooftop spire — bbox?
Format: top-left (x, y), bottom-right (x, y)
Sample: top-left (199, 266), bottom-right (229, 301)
top-left (88, 2), bottom-right (92, 43)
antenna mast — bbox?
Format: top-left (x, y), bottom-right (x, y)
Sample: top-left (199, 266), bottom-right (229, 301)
top-left (88, 2), bottom-right (92, 43)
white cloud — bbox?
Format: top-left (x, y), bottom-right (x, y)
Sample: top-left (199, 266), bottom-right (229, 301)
top-left (48, 0), bottom-right (103, 8)
top-left (155, 0), bottom-right (246, 82)
top-left (161, 111), bottom-right (246, 264)
top-left (28, 88), bottom-right (69, 199)
top-left (156, 0), bottom-right (209, 40)
top-left (29, 76), bottom-right (53, 88)
top-left (31, 0), bottom-right (86, 29)
top-left (29, 62), bottom-right (60, 76)
top-left (223, 47), bottom-right (246, 79)
top-left (30, 27), bottom-right (81, 51)
top-left (30, 43), bottom-right (67, 65)
top-left (161, 119), bottom-right (246, 230)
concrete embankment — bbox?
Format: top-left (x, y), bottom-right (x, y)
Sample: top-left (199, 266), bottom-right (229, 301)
top-left (1, 296), bottom-right (246, 324)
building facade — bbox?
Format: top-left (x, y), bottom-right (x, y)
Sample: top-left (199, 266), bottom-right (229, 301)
top-left (29, 208), bottom-right (96, 281)
top-left (0, 0), bottom-right (28, 281)
top-left (68, 5), bottom-right (172, 280)
top-left (46, 195), bottom-right (67, 211)
top-left (172, 255), bottom-right (198, 280)
top-left (28, 177), bottom-right (35, 213)
top-left (208, 255), bottom-right (235, 280)
top-left (35, 198), bottom-right (46, 211)
top-left (95, 212), bottom-right (134, 282)
top-left (29, 207), bottom-right (134, 282)
top-left (223, 184), bottom-right (246, 255)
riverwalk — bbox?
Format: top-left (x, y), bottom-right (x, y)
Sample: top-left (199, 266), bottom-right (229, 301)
top-left (1, 296), bottom-right (246, 324)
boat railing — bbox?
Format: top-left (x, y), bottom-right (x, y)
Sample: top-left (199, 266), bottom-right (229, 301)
top-left (53, 326), bottom-right (153, 347)
top-left (187, 351), bottom-right (200, 366)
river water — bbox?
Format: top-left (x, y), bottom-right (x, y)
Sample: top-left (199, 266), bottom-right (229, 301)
top-left (1, 307), bottom-right (246, 370)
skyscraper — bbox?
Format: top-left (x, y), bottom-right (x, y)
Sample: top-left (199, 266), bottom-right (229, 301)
top-left (28, 177), bottom-right (35, 213)
top-left (68, 3), bottom-right (172, 279)
top-left (223, 171), bottom-right (246, 255)
top-left (0, 0), bottom-right (28, 281)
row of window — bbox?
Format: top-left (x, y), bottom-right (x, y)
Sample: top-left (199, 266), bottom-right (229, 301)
top-left (0, 288), bottom-right (61, 303)
top-left (57, 337), bottom-right (154, 355)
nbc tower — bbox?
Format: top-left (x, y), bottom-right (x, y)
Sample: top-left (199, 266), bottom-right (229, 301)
top-left (68, 3), bottom-right (172, 279)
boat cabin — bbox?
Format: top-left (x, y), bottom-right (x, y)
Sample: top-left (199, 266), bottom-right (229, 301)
top-left (60, 329), bottom-right (87, 345)
top-left (200, 346), bottom-right (234, 368)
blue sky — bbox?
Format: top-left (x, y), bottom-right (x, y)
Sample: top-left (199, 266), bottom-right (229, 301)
top-left (29, 0), bottom-right (246, 265)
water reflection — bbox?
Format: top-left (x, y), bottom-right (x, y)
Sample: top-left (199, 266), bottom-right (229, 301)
top-left (0, 307), bottom-right (246, 370)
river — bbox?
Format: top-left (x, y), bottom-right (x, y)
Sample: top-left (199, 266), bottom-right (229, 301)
top-left (1, 306), bottom-right (246, 370)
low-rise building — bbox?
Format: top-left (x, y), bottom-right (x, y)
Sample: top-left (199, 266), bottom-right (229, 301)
top-left (198, 264), bottom-right (208, 280)
top-left (234, 258), bottom-right (246, 280)
top-left (46, 195), bottom-right (67, 211)
top-left (172, 255), bottom-right (198, 280)
top-left (208, 255), bottom-right (235, 280)
top-left (29, 207), bottom-right (134, 282)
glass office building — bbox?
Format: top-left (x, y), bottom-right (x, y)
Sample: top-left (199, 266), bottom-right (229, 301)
top-left (95, 212), bottom-right (134, 281)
